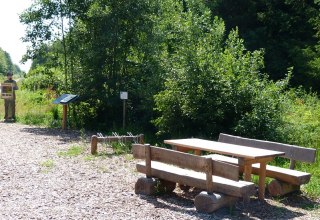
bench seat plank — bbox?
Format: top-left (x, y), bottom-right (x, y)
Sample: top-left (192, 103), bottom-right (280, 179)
top-left (204, 154), bottom-right (311, 185)
top-left (136, 161), bottom-right (255, 198)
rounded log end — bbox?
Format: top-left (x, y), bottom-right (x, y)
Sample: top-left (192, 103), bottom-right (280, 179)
top-left (195, 192), bottom-right (237, 213)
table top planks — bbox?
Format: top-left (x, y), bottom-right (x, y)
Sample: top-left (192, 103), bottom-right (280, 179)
top-left (164, 138), bottom-right (285, 159)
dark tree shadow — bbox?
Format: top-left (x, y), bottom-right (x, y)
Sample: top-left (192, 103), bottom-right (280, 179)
top-left (20, 127), bottom-right (84, 143)
top-left (269, 191), bottom-right (320, 211)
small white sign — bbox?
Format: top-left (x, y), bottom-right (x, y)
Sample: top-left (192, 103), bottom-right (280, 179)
top-left (120, 91), bottom-right (128, 100)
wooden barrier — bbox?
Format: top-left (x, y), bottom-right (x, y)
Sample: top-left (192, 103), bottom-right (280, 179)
top-left (91, 134), bottom-right (144, 154)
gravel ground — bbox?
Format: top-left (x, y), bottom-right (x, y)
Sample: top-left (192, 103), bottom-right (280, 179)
top-left (0, 122), bottom-right (319, 219)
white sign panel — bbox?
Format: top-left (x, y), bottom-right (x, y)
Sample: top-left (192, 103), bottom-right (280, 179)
top-left (120, 91), bottom-right (128, 100)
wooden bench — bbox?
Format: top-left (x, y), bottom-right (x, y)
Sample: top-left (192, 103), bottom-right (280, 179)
top-left (212, 133), bottom-right (317, 196)
top-left (132, 144), bottom-right (255, 213)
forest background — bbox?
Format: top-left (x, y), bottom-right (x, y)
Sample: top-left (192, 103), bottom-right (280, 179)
top-left (0, 0), bottom-right (320, 197)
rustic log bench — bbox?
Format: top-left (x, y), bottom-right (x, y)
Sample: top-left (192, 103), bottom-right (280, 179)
top-left (209, 133), bottom-right (317, 196)
top-left (132, 144), bottom-right (255, 213)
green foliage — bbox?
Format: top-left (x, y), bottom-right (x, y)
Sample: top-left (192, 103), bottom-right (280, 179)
top-left (271, 88), bottom-right (320, 198)
top-left (279, 88), bottom-right (320, 149)
top-left (154, 1), bottom-right (287, 140)
top-left (40, 159), bottom-right (55, 168)
top-left (0, 47), bottom-right (23, 75)
top-left (57, 145), bottom-right (85, 157)
top-left (111, 142), bottom-right (132, 155)
top-left (40, 159), bottom-right (55, 173)
top-left (206, 0), bottom-right (320, 92)
top-left (234, 75), bottom-right (290, 140)
top-left (21, 65), bottom-right (63, 91)
top-left (15, 89), bottom-right (61, 127)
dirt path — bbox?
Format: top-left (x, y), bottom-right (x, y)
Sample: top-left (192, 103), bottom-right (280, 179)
top-left (0, 122), bottom-right (319, 219)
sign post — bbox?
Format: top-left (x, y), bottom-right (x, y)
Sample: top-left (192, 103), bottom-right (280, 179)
top-left (52, 94), bottom-right (79, 130)
top-left (120, 91), bottom-right (128, 129)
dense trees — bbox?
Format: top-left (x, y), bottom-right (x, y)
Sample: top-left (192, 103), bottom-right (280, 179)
top-left (19, 0), bottom-right (320, 141)
top-left (206, 0), bottom-right (320, 91)
top-left (0, 48), bottom-right (22, 75)
top-left (153, 1), bottom-right (288, 140)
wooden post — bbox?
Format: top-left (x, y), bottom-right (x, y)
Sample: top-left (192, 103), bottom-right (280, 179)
top-left (91, 135), bottom-right (98, 154)
top-left (194, 149), bottom-right (201, 155)
top-left (258, 162), bottom-right (267, 200)
top-left (239, 158), bottom-right (252, 182)
top-left (289, 159), bottom-right (296, 170)
top-left (122, 99), bottom-right (126, 129)
top-left (62, 104), bottom-right (68, 130)
top-left (206, 157), bottom-right (214, 194)
top-left (139, 134), bottom-right (144, 144)
top-left (145, 144), bottom-right (152, 178)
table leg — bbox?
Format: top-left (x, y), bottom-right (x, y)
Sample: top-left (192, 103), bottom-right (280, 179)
top-left (194, 149), bottom-right (201, 155)
top-left (243, 164), bottom-right (252, 182)
top-left (242, 162), bottom-right (253, 203)
top-left (258, 162), bottom-right (267, 200)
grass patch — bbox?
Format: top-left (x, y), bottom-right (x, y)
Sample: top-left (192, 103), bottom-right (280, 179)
top-left (124, 154), bottom-right (134, 161)
top-left (84, 155), bottom-right (96, 161)
top-left (111, 142), bottom-right (132, 155)
top-left (98, 166), bottom-right (110, 173)
top-left (58, 145), bottom-right (85, 157)
top-left (40, 159), bottom-right (55, 172)
top-left (40, 159), bottom-right (55, 167)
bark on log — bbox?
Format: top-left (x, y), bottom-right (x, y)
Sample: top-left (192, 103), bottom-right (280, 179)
top-left (268, 179), bottom-right (300, 197)
top-left (194, 191), bottom-right (238, 213)
top-left (135, 177), bottom-right (157, 195)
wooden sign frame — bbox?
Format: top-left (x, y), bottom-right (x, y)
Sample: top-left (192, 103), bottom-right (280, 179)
top-left (0, 83), bottom-right (14, 99)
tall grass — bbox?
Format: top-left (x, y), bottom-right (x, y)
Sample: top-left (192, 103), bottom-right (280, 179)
top-left (279, 89), bottom-right (320, 198)
top-left (0, 79), bottom-right (62, 127)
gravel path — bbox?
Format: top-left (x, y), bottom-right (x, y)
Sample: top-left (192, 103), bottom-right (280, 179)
top-left (0, 122), bottom-right (319, 219)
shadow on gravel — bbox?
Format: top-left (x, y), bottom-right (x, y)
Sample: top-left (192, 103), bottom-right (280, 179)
top-left (272, 191), bottom-right (320, 210)
top-left (237, 197), bottom-right (306, 220)
top-left (139, 188), bottom-right (312, 219)
top-left (20, 127), bottom-right (82, 143)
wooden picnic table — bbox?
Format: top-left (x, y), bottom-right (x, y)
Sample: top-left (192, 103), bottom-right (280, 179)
top-left (164, 138), bottom-right (285, 200)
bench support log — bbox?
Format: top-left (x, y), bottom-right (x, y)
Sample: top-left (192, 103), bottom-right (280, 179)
top-left (268, 179), bottom-right (300, 197)
top-left (135, 177), bottom-right (176, 195)
top-left (135, 177), bottom-right (157, 195)
top-left (195, 191), bottom-right (238, 213)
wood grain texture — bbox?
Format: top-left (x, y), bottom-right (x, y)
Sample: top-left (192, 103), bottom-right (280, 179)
top-left (132, 144), bottom-right (239, 181)
top-left (136, 161), bottom-right (255, 198)
top-left (164, 138), bottom-right (285, 159)
top-left (205, 154), bottom-right (311, 185)
top-left (218, 133), bottom-right (316, 163)
top-left (194, 192), bottom-right (238, 213)
top-left (268, 179), bottom-right (300, 196)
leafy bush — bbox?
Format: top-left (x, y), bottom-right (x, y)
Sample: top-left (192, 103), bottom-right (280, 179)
top-left (21, 66), bottom-right (63, 91)
top-left (154, 1), bottom-right (288, 140)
